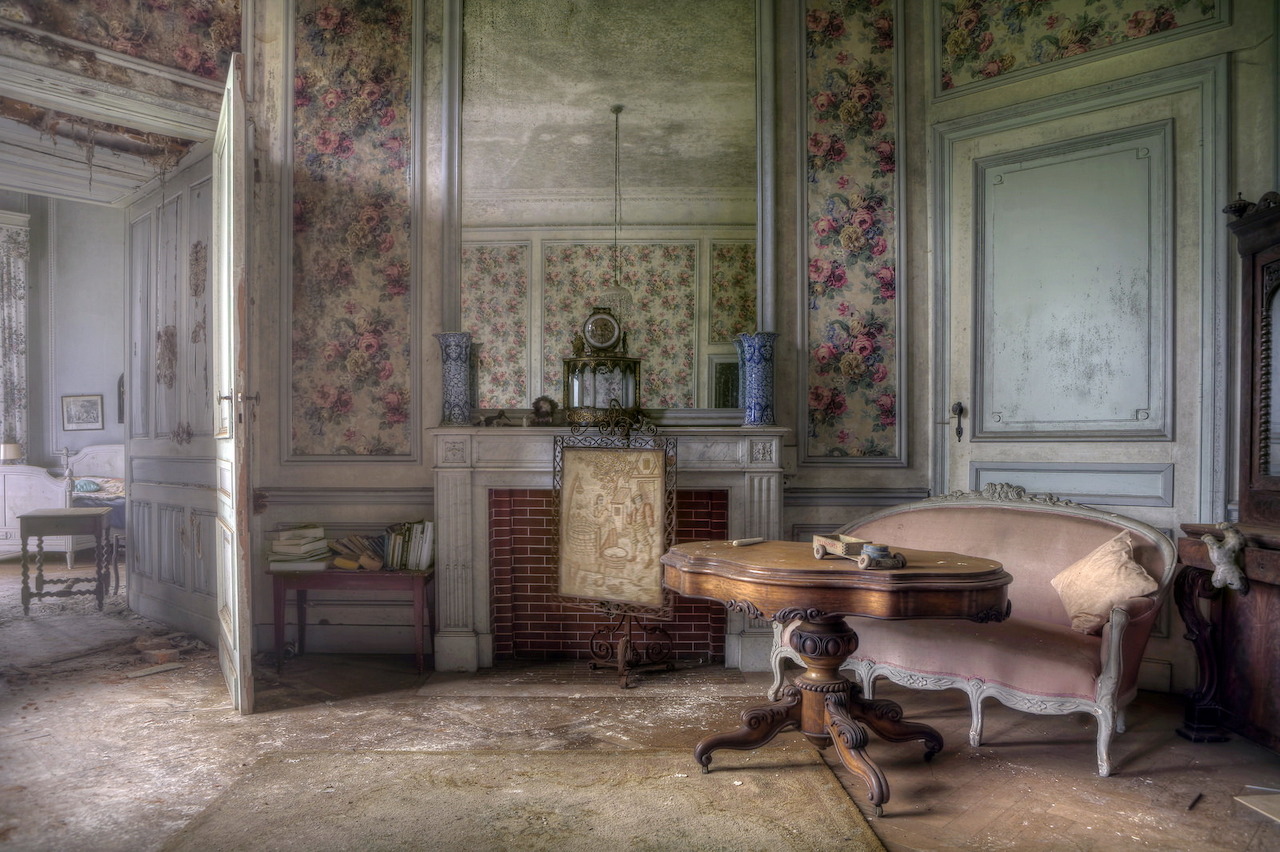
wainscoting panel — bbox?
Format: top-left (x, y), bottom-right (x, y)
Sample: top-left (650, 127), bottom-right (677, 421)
top-left (971, 462), bottom-right (1174, 507)
top-left (156, 503), bottom-right (186, 588)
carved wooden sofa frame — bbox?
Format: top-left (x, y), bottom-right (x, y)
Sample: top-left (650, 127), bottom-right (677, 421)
top-left (768, 484), bottom-right (1176, 777)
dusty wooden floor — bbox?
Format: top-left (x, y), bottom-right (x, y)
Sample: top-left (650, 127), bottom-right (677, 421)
top-left (0, 557), bottom-right (1277, 851)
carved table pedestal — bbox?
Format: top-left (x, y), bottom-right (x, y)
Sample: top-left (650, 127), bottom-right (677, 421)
top-left (661, 540), bottom-right (1011, 814)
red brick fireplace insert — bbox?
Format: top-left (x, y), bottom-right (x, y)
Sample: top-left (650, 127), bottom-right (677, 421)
top-left (488, 488), bottom-right (729, 661)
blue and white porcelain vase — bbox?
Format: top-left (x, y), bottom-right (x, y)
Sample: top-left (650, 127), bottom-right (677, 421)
top-left (435, 332), bottom-right (473, 425)
top-left (737, 331), bottom-right (778, 427)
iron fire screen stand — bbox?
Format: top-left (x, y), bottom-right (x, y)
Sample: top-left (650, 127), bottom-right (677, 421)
top-left (587, 605), bottom-right (676, 689)
top-left (554, 421), bottom-right (678, 688)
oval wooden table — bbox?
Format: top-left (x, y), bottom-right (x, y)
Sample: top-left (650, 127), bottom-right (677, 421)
top-left (662, 539), bottom-right (1011, 814)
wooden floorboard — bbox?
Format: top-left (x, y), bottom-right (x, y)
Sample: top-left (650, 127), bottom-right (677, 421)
top-left (818, 682), bottom-right (1280, 851)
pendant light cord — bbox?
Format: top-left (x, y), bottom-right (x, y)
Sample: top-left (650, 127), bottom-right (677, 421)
top-left (612, 104), bottom-right (623, 291)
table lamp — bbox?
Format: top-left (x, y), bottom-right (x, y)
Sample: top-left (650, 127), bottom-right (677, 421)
top-left (0, 442), bottom-right (22, 463)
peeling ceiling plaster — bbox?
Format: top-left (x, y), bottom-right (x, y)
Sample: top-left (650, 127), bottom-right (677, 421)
top-left (461, 0), bottom-right (757, 223)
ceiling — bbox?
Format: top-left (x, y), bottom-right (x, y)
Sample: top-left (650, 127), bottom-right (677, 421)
top-left (0, 96), bottom-right (197, 206)
top-left (0, 20), bottom-right (221, 207)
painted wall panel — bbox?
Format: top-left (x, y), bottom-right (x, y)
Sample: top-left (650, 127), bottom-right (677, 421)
top-left (978, 129), bottom-right (1169, 439)
top-left (47, 200), bottom-right (126, 452)
top-left (290, 0), bottom-right (415, 458)
top-left (972, 462), bottom-right (1174, 506)
top-left (154, 195), bottom-right (182, 438)
top-left (802, 0), bottom-right (902, 462)
top-left (128, 214), bottom-right (151, 439)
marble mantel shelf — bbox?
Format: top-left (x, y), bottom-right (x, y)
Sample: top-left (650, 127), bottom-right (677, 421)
top-left (431, 425), bottom-right (788, 672)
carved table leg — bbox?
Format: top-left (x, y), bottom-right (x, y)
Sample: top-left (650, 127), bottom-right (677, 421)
top-left (825, 692), bottom-right (889, 814)
top-left (93, 525), bottom-right (106, 610)
top-left (843, 692), bottom-right (944, 759)
top-left (694, 616), bottom-right (944, 815)
top-left (694, 685), bottom-right (802, 770)
top-left (20, 537), bottom-right (32, 615)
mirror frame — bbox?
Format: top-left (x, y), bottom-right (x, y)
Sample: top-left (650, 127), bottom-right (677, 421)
top-left (439, 0), bottom-right (775, 424)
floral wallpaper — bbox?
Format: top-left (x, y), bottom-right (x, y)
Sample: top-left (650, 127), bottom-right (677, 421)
top-left (290, 0), bottom-right (414, 456)
top-left (14, 0), bottom-right (242, 79)
top-left (709, 242), bottom-right (757, 343)
top-left (804, 1), bottom-right (899, 460)
top-left (939, 0), bottom-right (1221, 92)
top-left (543, 244), bottom-right (697, 410)
top-left (461, 244), bottom-right (530, 410)
top-left (0, 223), bottom-right (29, 456)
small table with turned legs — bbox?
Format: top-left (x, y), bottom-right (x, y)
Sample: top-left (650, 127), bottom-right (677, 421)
top-left (661, 539), bottom-right (1011, 815)
top-left (19, 507), bottom-right (113, 615)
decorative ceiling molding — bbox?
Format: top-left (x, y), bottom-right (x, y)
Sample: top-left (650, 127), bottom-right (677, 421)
top-left (0, 22), bottom-right (219, 139)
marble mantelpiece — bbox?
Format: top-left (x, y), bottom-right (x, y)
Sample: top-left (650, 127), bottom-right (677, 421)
top-left (431, 425), bottom-right (787, 672)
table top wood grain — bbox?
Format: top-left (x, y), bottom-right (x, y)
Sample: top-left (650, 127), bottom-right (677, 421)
top-left (662, 539), bottom-right (1011, 622)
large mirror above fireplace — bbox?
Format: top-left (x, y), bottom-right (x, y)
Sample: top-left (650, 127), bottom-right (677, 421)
top-left (443, 0), bottom-right (774, 419)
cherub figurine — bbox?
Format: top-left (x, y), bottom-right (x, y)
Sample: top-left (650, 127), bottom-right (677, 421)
top-left (1202, 522), bottom-right (1248, 593)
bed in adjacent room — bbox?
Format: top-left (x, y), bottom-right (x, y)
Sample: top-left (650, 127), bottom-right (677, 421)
top-left (0, 444), bottom-right (126, 568)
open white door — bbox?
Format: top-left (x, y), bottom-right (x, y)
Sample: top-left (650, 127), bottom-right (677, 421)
top-left (212, 53), bottom-right (254, 713)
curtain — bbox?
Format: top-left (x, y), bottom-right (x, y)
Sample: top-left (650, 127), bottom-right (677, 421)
top-left (0, 219), bottom-right (29, 460)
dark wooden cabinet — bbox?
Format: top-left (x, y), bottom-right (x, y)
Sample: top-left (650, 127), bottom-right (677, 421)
top-left (1177, 524), bottom-right (1280, 752)
top-left (1176, 193), bottom-right (1280, 753)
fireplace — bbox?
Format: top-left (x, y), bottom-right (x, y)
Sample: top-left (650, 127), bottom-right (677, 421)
top-left (489, 488), bottom-right (730, 661)
top-left (432, 426), bottom-right (786, 671)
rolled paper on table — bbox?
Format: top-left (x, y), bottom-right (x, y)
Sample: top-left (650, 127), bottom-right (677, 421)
top-left (730, 537), bottom-right (765, 547)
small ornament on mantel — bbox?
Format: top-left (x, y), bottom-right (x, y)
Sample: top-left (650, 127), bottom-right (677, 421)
top-left (434, 331), bottom-right (472, 425)
top-left (737, 331), bottom-right (778, 427)
top-left (524, 395), bottom-right (558, 427)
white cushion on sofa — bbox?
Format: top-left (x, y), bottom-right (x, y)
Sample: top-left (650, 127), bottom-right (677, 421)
top-left (1050, 531), bottom-right (1157, 635)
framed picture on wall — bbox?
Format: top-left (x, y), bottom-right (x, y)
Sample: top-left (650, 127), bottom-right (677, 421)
top-left (61, 394), bottom-right (104, 431)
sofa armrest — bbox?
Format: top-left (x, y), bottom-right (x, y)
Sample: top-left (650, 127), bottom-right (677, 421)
top-left (1097, 593), bottom-right (1160, 702)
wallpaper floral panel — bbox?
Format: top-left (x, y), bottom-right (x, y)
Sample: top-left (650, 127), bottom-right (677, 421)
top-left (291, 0), bottom-right (414, 456)
top-left (0, 224), bottom-right (29, 455)
top-left (17, 0), bottom-right (242, 79)
top-left (461, 244), bottom-right (530, 410)
top-left (940, 0), bottom-right (1221, 92)
top-left (543, 244), bottom-right (697, 410)
top-left (709, 242), bottom-right (757, 344)
top-left (804, 1), bottom-right (900, 460)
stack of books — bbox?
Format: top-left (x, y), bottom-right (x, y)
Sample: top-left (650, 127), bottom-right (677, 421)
top-left (329, 534), bottom-right (386, 571)
top-left (266, 524), bottom-right (331, 572)
top-left (383, 520), bottom-right (433, 573)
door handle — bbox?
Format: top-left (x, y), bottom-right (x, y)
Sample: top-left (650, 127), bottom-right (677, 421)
top-left (951, 402), bottom-right (964, 442)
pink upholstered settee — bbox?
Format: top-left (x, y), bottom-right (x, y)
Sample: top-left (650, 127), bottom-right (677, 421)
top-left (768, 484), bottom-right (1176, 777)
